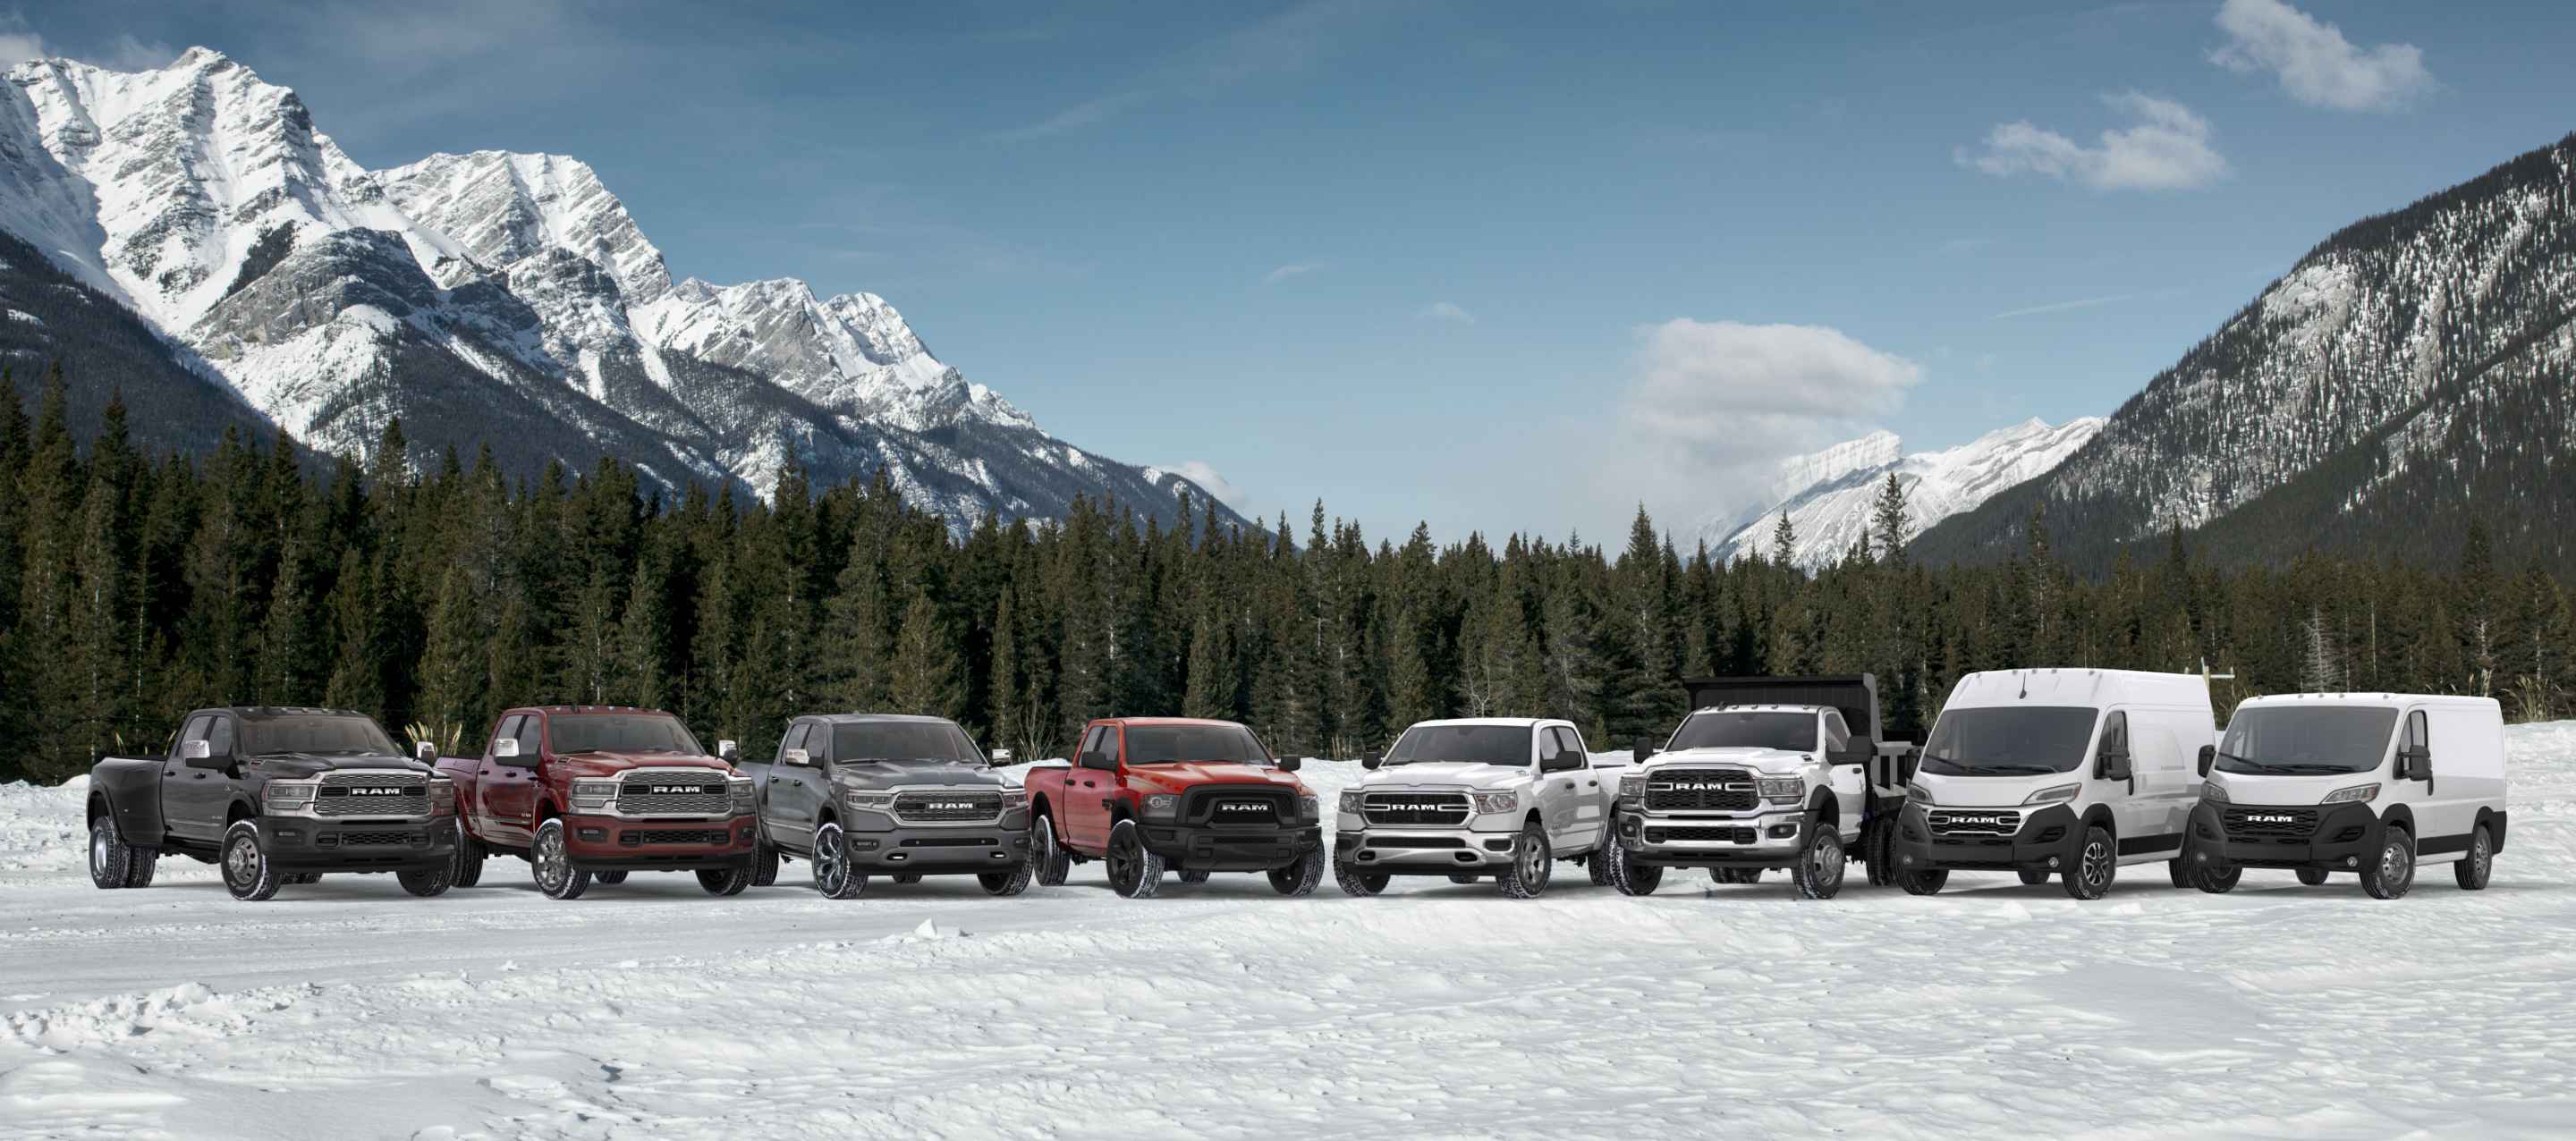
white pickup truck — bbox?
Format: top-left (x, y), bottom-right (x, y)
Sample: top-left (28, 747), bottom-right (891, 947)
top-left (1332, 717), bottom-right (1621, 898)
top-left (1600, 676), bottom-right (1916, 900)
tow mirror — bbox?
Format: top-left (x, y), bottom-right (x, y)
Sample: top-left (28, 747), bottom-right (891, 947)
top-left (182, 739), bottom-right (228, 768)
top-left (2397, 746), bottom-right (2429, 781)
top-left (2196, 745), bottom-right (2216, 778)
top-left (2101, 752), bottom-right (2133, 783)
top-left (783, 747), bottom-right (812, 767)
top-left (1361, 754), bottom-right (1383, 771)
top-left (1631, 741), bottom-right (1653, 764)
top-left (1277, 756), bottom-right (1304, 773)
top-left (493, 738), bottom-right (521, 759)
top-left (718, 740), bottom-right (740, 763)
top-left (989, 748), bottom-right (1014, 765)
top-left (416, 741), bottom-right (437, 763)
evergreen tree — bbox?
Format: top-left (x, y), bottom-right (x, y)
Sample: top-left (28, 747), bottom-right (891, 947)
top-left (888, 586), bottom-right (962, 719)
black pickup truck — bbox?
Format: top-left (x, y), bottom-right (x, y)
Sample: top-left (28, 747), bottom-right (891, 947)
top-left (85, 706), bottom-right (461, 900)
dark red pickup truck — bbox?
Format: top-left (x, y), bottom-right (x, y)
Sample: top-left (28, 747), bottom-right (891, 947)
top-left (1021, 717), bottom-right (1324, 899)
top-left (436, 706), bottom-right (758, 900)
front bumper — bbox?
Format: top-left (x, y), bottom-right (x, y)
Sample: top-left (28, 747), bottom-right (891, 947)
top-left (257, 815), bottom-right (457, 871)
top-left (563, 812), bottom-right (758, 870)
top-left (1335, 825), bottom-right (1520, 874)
top-left (2188, 801), bottom-right (2381, 871)
top-left (1614, 806), bottom-right (1809, 868)
top-left (1142, 823), bottom-right (1323, 872)
top-left (1894, 803), bottom-right (2081, 873)
top-left (846, 824), bottom-right (1033, 874)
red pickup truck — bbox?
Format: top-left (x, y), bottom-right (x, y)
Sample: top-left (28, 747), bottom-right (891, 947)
top-left (436, 706), bottom-right (758, 900)
top-left (1022, 717), bottom-right (1324, 899)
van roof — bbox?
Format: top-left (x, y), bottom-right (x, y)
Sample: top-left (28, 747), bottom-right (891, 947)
top-left (1945, 669), bottom-right (2211, 711)
top-left (2235, 693), bottom-right (2503, 714)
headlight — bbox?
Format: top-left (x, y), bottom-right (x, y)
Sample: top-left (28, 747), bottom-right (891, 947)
top-left (1758, 777), bottom-right (1805, 804)
top-left (2320, 782), bottom-right (2379, 805)
top-left (1906, 783), bottom-right (1934, 807)
top-left (1470, 790), bottom-right (1519, 815)
top-left (845, 790), bottom-right (896, 811)
top-left (998, 783), bottom-right (1030, 806)
top-left (1297, 794), bottom-right (1319, 822)
top-left (1338, 790), bottom-right (1364, 816)
top-left (1143, 793), bottom-right (1181, 820)
top-left (1617, 773), bottom-right (1646, 803)
top-left (428, 777), bottom-right (457, 816)
top-left (728, 776), bottom-right (755, 814)
top-left (2022, 783), bottom-right (2082, 807)
top-left (571, 777), bottom-right (621, 810)
top-left (261, 780), bottom-right (318, 814)
top-left (2199, 781), bottom-right (2229, 805)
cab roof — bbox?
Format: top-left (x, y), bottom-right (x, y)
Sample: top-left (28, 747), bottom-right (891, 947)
top-left (1404, 718), bottom-right (1564, 729)
top-left (509, 705), bottom-right (677, 716)
top-left (1946, 669), bottom-right (2210, 710)
top-left (805, 713), bottom-right (962, 724)
top-left (209, 706), bottom-right (373, 720)
top-left (1687, 704), bottom-right (1829, 716)
top-left (1096, 716), bottom-right (1247, 728)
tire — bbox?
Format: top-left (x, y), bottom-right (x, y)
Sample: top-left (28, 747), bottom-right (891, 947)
top-left (2295, 866), bottom-right (2331, 886)
top-left (1446, 873), bottom-right (1481, 885)
top-left (2360, 824), bottom-right (2416, 900)
top-left (2063, 825), bottom-right (2115, 900)
top-left (2192, 863), bottom-right (2241, 893)
top-left (812, 822), bottom-right (868, 900)
top-left (1712, 867), bottom-right (1761, 884)
top-left (2454, 825), bottom-right (2494, 891)
top-left (2019, 868), bottom-right (2050, 886)
top-left (2165, 859), bottom-right (2191, 888)
top-left (452, 834), bottom-right (486, 888)
top-left (596, 870), bottom-right (629, 885)
top-left (530, 818), bottom-right (591, 900)
top-left (88, 812), bottom-right (151, 890)
top-left (751, 841), bottom-right (780, 888)
top-left (1862, 817), bottom-right (1896, 887)
top-left (284, 873), bottom-right (322, 886)
top-left (980, 858), bottom-right (1036, 897)
top-left (1267, 846), bottom-right (1326, 897)
top-left (698, 865), bottom-right (752, 896)
top-left (1496, 820), bottom-right (1553, 899)
top-left (1586, 849), bottom-right (1614, 886)
top-left (124, 847), bottom-right (158, 889)
top-left (894, 873), bottom-right (923, 885)
top-left (1106, 819), bottom-right (1165, 900)
top-left (1604, 835), bottom-right (1663, 896)
top-left (398, 861), bottom-right (453, 897)
top-left (1791, 824), bottom-right (1846, 900)
top-left (222, 820), bottom-right (282, 901)
top-left (1334, 854), bottom-right (1391, 897)
top-left (1180, 869), bottom-right (1212, 884)
top-left (1031, 814), bottom-right (1072, 887)
top-left (1898, 866), bottom-right (1948, 895)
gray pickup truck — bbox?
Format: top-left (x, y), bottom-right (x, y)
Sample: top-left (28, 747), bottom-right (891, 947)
top-left (739, 713), bottom-right (1036, 899)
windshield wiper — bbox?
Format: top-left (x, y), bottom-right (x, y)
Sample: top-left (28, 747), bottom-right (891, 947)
top-left (1960, 763), bottom-right (2058, 775)
top-left (2216, 753), bottom-right (2301, 773)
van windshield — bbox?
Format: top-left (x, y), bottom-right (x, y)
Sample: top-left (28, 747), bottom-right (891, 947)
top-left (1919, 706), bottom-right (2097, 775)
top-left (1383, 725), bottom-right (1530, 765)
top-left (2216, 707), bottom-right (2396, 775)
top-left (1665, 711), bottom-right (1818, 753)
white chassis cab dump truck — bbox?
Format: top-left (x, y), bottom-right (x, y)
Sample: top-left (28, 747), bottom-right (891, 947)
top-left (2188, 693), bottom-right (2506, 900)
top-left (1894, 669), bottom-right (2216, 900)
top-left (1333, 718), bottom-right (1622, 899)
top-left (1599, 676), bottom-right (1917, 900)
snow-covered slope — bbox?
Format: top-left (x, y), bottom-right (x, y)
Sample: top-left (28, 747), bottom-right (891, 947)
top-left (0, 48), bottom-right (1240, 531)
top-left (1707, 417), bottom-right (2105, 567)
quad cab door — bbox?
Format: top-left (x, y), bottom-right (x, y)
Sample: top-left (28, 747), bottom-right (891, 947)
top-left (1533, 725), bottom-right (1593, 851)
top-left (1064, 725), bottom-right (1120, 852)
top-left (765, 719), bottom-right (824, 852)
top-left (162, 713), bottom-right (230, 842)
top-left (479, 714), bottom-right (545, 847)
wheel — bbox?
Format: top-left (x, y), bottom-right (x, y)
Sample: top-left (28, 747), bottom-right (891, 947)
top-left (894, 872), bottom-right (923, 885)
top-left (751, 841), bottom-right (780, 888)
top-left (812, 822), bottom-right (869, 900)
top-left (2295, 866), bottom-right (2330, 886)
top-left (1587, 849), bottom-right (1614, 886)
top-left (1180, 869), bottom-right (1212, 884)
top-left (2063, 825), bottom-right (2115, 900)
top-left (1267, 846), bottom-right (1326, 896)
top-left (398, 861), bottom-right (453, 897)
top-left (1447, 873), bottom-right (1481, 885)
top-left (2165, 859), bottom-right (2191, 888)
top-left (1862, 818), bottom-right (1896, 887)
top-left (1712, 867), bottom-right (1761, 884)
top-left (1791, 824), bottom-right (1846, 900)
top-left (284, 873), bottom-right (322, 885)
top-left (596, 871), bottom-right (629, 885)
top-left (1031, 815), bottom-right (1072, 887)
top-left (1898, 866), bottom-right (1948, 895)
top-left (1334, 853), bottom-right (1391, 897)
top-left (1496, 820), bottom-right (1553, 899)
top-left (2454, 825), bottom-right (2494, 890)
top-left (698, 865), bottom-right (752, 896)
top-left (89, 813), bottom-right (152, 890)
top-left (2019, 868), bottom-right (2050, 886)
top-left (1603, 835), bottom-right (1663, 896)
top-left (222, 820), bottom-right (282, 901)
top-left (452, 834), bottom-right (485, 888)
top-left (980, 858), bottom-right (1036, 897)
top-left (1106, 819), bottom-right (1165, 899)
top-left (530, 818), bottom-right (591, 900)
top-left (2360, 824), bottom-right (2416, 900)
top-left (2192, 862), bottom-right (2241, 893)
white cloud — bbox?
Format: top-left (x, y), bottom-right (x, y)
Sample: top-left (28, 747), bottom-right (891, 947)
top-left (1992, 292), bottom-right (2140, 319)
top-left (993, 90), bottom-right (1154, 143)
top-left (95, 34), bottom-right (177, 72)
top-left (1617, 320), bottom-right (1921, 505)
top-left (1263, 261), bottom-right (1322, 285)
top-left (1959, 91), bottom-right (2228, 191)
top-left (1417, 300), bottom-right (1476, 325)
top-left (0, 21), bottom-right (45, 70)
top-left (2211, 0), bottom-right (2433, 113)
top-left (1166, 461), bottom-right (1249, 511)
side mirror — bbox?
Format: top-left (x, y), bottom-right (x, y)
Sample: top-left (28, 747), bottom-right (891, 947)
top-left (182, 739), bottom-right (228, 768)
top-left (2196, 745), bottom-right (2216, 778)
top-left (2100, 753), bottom-right (2132, 783)
top-left (1631, 741), bottom-right (1653, 764)
top-left (1277, 756), bottom-right (1303, 773)
top-left (2396, 747), bottom-right (2429, 781)
top-left (416, 741), bottom-right (437, 764)
top-left (989, 748), bottom-right (1014, 765)
top-left (1361, 755), bottom-right (1382, 771)
top-left (783, 747), bottom-right (812, 767)
top-left (1080, 752), bottom-right (1117, 772)
top-left (718, 740), bottom-right (740, 763)
top-left (493, 738), bottom-right (521, 759)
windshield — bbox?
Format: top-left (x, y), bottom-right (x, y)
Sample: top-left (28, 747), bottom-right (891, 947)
top-left (1126, 724), bottom-right (1271, 765)
top-left (1919, 706), bottom-right (2098, 775)
top-left (832, 721), bottom-right (981, 765)
top-left (1383, 725), bottom-right (1531, 765)
top-left (242, 715), bottom-right (401, 756)
top-left (1666, 711), bottom-right (1818, 752)
top-left (549, 714), bottom-right (705, 756)
top-left (2216, 706), bottom-right (2397, 775)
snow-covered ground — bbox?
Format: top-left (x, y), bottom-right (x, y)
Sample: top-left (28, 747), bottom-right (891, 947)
top-left (4, 733), bottom-right (2574, 1140)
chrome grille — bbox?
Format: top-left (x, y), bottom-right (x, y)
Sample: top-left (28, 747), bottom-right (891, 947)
top-left (614, 769), bottom-right (732, 816)
top-left (892, 790), bottom-right (1006, 824)
top-left (1928, 809), bottom-right (2023, 837)
top-left (315, 771), bottom-right (431, 817)
top-left (1362, 792), bottom-right (1470, 827)
top-left (1644, 769), bottom-right (1758, 812)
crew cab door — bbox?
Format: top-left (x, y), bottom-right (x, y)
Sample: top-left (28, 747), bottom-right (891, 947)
top-left (1063, 725), bottom-right (1119, 851)
top-left (1535, 725), bottom-right (1593, 850)
top-left (162, 714), bottom-right (229, 842)
top-left (765, 720), bottom-right (823, 852)
top-left (1820, 711), bottom-right (1868, 841)
top-left (479, 714), bottom-right (544, 847)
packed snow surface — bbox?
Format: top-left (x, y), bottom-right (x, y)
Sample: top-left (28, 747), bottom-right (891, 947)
top-left (4, 731), bottom-right (2574, 1138)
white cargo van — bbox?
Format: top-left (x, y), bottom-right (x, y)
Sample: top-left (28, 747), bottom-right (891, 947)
top-left (1893, 669), bottom-right (2216, 900)
top-left (2186, 693), bottom-right (2506, 900)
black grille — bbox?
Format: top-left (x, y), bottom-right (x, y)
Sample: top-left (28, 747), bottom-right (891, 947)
top-left (1362, 793), bottom-right (1470, 827)
top-left (316, 772), bottom-right (431, 817)
top-left (1648, 826), bottom-right (1756, 843)
top-left (1184, 787), bottom-right (1292, 826)
top-left (335, 830), bottom-right (419, 847)
top-left (614, 771), bottom-right (732, 816)
top-left (621, 828), bottom-right (731, 846)
top-left (892, 791), bottom-right (1004, 824)
top-left (2223, 807), bottom-right (2319, 841)
top-left (899, 836), bottom-right (996, 848)
top-left (1929, 809), bottom-right (2023, 837)
top-left (1644, 769), bottom-right (1758, 812)
top-left (1367, 836), bottom-right (1468, 849)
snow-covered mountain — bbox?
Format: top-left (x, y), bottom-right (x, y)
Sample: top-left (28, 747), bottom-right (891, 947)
top-left (0, 47), bottom-right (1241, 531)
top-left (1705, 418), bottom-right (2105, 568)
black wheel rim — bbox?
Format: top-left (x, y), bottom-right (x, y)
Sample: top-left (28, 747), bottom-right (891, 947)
top-left (1108, 829), bottom-right (1139, 891)
top-left (817, 828), bottom-right (846, 892)
top-left (535, 824), bottom-right (567, 893)
top-left (225, 832), bottom-right (258, 889)
top-left (2081, 837), bottom-right (2111, 892)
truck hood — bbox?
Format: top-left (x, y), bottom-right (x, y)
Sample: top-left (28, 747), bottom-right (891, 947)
top-left (1354, 762), bottom-right (1530, 791)
top-left (246, 753), bottom-right (436, 779)
top-left (831, 759), bottom-right (1010, 791)
top-left (1914, 770), bottom-right (2074, 808)
top-left (548, 752), bottom-right (734, 778)
top-left (2200, 771), bottom-right (2368, 807)
top-left (1123, 763), bottom-right (1309, 795)
top-left (1640, 747), bottom-right (1812, 776)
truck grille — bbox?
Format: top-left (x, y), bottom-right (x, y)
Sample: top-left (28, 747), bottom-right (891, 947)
top-left (1183, 787), bottom-right (1292, 826)
top-left (1647, 826), bottom-right (1757, 843)
top-left (620, 828), bottom-right (733, 846)
top-left (892, 790), bottom-right (1005, 824)
top-left (1644, 769), bottom-right (1758, 812)
top-left (332, 830), bottom-right (421, 847)
top-left (315, 771), bottom-right (430, 817)
top-left (1362, 792), bottom-right (1470, 827)
top-left (2222, 807), bottom-right (2319, 841)
top-left (1928, 809), bottom-right (2022, 837)
top-left (614, 770), bottom-right (732, 816)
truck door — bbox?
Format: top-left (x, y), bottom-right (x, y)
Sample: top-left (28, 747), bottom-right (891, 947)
top-left (161, 714), bottom-right (225, 842)
top-left (1821, 711), bottom-right (1865, 841)
top-left (1535, 726), bottom-right (1590, 849)
top-left (1064, 725), bottom-right (1118, 851)
top-left (480, 714), bottom-right (545, 847)
top-left (767, 720), bottom-right (820, 850)
top-left (2395, 708), bottom-right (2452, 842)
top-left (2092, 711), bottom-right (2154, 853)
top-left (470, 714), bottom-right (521, 840)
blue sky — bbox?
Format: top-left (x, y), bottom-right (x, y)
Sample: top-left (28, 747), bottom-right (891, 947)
top-left (14, 1), bottom-right (2575, 544)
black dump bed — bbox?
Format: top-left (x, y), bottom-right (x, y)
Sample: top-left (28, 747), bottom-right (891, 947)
top-left (1682, 675), bottom-right (1885, 746)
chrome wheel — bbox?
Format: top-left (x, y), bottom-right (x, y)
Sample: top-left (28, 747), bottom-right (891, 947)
top-left (224, 832), bottom-right (258, 885)
top-left (2080, 840), bottom-right (2111, 889)
top-left (815, 827), bottom-right (848, 893)
top-left (89, 821), bottom-right (111, 883)
top-left (531, 819), bottom-right (589, 900)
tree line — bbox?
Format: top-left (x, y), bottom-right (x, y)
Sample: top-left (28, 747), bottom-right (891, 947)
top-left (2, 365), bottom-right (2566, 785)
